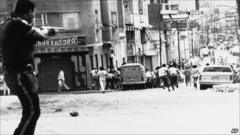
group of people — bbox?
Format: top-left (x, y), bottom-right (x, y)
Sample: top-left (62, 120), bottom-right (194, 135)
top-left (182, 65), bottom-right (200, 88)
top-left (90, 67), bottom-right (121, 93)
top-left (146, 64), bottom-right (181, 91)
top-left (146, 63), bottom-right (201, 91)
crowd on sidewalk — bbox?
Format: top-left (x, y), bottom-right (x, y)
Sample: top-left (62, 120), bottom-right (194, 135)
top-left (90, 66), bottom-right (121, 93)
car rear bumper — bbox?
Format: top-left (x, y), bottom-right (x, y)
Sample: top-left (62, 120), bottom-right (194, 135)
top-left (121, 82), bottom-right (146, 85)
top-left (199, 81), bottom-right (233, 85)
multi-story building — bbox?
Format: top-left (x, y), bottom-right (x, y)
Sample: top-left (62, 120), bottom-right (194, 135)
top-left (124, 0), bottom-right (152, 70)
top-left (148, 0), bottom-right (172, 68)
top-left (0, 0), bottom-right (126, 92)
top-left (100, 0), bottom-right (127, 69)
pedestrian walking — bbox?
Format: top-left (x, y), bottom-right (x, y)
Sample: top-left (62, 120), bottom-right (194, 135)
top-left (168, 64), bottom-right (181, 91)
top-left (0, 0), bottom-right (56, 135)
top-left (57, 68), bottom-right (70, 92)
top-left (183, 66), bottom-right (192, 86)
top-left (97, 67), bottom-right (108, 93)
top-left (90, 68), bottom-right (99, 90)
top-left (191, 65), bottom-right (200, 89)
top-left (106, 68), bottom-right (114, 89)
top-left (114, 67), bottom-right (121, 89)
top-left (153, 66), bottom-right (160, 87)
top-left (108, 67), bottom-right (118, 89)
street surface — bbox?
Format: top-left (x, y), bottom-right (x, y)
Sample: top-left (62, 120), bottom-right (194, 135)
top-left (0, 84), bottom-right (239, 135)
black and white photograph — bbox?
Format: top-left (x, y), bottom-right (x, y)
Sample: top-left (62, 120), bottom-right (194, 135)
top-left (0, 0), bottom-right (239, 134)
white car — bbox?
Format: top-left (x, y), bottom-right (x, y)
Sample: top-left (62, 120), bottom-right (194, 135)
top-left (199, 65), bottom-right (234, 90)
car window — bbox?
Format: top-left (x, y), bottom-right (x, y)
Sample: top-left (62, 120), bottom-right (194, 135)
top-left (122, 66), bottom-right (140, 71)
top-left (203, 67), bottom-right (232, 72)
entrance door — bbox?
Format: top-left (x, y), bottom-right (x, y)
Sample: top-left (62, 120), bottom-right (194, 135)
top-left (145, 56), bottom-right (153, 71)
top-left (38, 57), bottom-right (74, 92)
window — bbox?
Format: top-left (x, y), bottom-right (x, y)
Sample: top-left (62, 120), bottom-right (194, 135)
top-left (203, 67), bottom-right (232, 72)
top-left (126, 31), bottom-right (135, 42)
top-left (124, 0), bottom-right (132, 12)
top-left (34, 14), bottom-right (47, 28)
top-left (165, 5), bottom-right (169, 10)
top-left (67, 18), bottom-right (75, 29)
top-left (63, 13), bottom-right (80, 30)
top-left (105, 54), bottom-right (109, 68)
top-left (90, 55), bottom-right (93, 69)
top-left (161, 0), bottom-right (168, 3)
top-left (111, 12), bottom-right (117, 28)
top-left (95, 54), bottom-right (99, 69)
top-left (101, 55), bottom-right (104, 69)
top-left (138, 0), bottom-right (143, 14)
top-left (170, 4), bottom-right (179, 10)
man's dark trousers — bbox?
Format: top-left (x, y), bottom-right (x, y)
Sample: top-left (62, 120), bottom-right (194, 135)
top-left (4, 69), bottom-right (40, 135)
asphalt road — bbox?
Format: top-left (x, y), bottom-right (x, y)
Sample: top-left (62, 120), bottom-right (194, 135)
top-left (0, 84), bottom-right (239, 135)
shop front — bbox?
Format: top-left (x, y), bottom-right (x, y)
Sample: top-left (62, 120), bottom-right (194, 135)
top-left (34, 35), bottom-right (90, 92)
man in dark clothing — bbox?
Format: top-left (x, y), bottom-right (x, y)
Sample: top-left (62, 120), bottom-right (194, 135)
top-left (168, 64), bottom-right (180, 91)
top-left (0, 1), bottom-right (56, 135)
top-left (183, 66), bottom-right (191, 86)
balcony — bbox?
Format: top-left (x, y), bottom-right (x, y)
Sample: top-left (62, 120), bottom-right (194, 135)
top-left (125, 12), bottom-right (134, 24)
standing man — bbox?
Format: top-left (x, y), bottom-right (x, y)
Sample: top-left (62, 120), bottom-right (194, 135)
top-left (183, 66), bottom-right (192, 86)
top-left (0, 0), bottom-right (56, 135)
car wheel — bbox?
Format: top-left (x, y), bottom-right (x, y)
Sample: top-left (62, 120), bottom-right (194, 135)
top-left (122, 85), bottom-right (129, 90)
top-left (200, 84), bottom-right (207, 90)
top-left (141, 83), bottom-right (147, 89)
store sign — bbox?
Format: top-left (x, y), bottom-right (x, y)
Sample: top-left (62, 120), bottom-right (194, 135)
top-left (36, 36), bottom-right (78, 46)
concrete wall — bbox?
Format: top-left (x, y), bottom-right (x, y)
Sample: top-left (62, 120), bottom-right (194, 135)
top-left (32, 0), bottom-right (101, 45)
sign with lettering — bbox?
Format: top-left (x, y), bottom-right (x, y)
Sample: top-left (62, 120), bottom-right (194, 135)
top-left (36, 37), bottom-right (78, 46)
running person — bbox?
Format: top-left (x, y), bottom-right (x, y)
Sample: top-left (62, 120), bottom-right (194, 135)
top-left (191, 65), bottom-right (200, 89)
top-left (158, 64), bottom-right (170, 91)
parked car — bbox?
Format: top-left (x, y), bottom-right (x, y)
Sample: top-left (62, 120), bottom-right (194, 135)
top-left (120, 63), bottom-right (147, 90)
top-left (0, 74), bottom-right (10, 95)
top-left (199, 65), bottom-right (234, 90)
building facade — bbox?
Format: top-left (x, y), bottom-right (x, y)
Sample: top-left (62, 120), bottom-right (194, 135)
top-left (100, 0), bottom-right (127, 69)
top-left (124, 0), bottom-right (152, 70)
top-left (0, 0), bottom-right (127, 92)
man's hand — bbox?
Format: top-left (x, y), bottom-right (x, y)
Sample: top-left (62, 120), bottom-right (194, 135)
top-left (47, 28), bottom-right (56, 36)
top-left (40, 26), bottom-right (57, 37)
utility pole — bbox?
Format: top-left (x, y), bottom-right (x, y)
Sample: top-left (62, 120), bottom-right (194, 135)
top-left (191, 29), bottom-right (194, 57)
top-left (176, 21), bottom-right (181, 69)
top-left (237, 0), bottom-right (240, 25)
top-left (195, 0), bottom-right (199, 10)
top-left (159, 3), bottom-right (163, 66)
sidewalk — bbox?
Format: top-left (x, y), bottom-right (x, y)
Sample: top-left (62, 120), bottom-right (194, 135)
top-left (40, 89), bottom-right (120, 95)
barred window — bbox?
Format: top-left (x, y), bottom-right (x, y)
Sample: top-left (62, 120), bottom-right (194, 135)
top-left (34, 14), bottom-right (47, 28)
top-left (63, 13), bottom-right (80, 30)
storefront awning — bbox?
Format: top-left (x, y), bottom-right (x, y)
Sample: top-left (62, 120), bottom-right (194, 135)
top-left (35, 46), bottom-right (89, 54)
